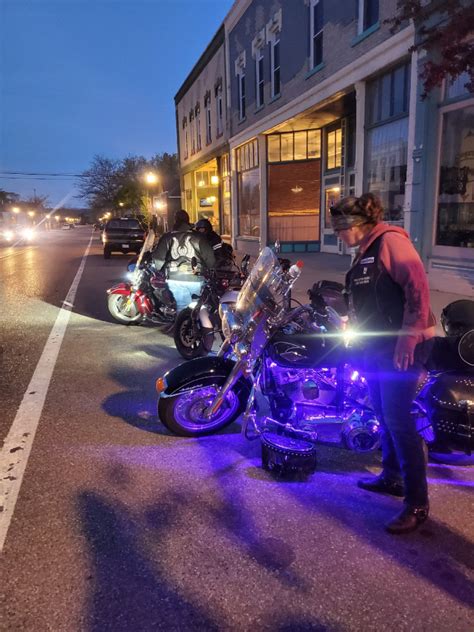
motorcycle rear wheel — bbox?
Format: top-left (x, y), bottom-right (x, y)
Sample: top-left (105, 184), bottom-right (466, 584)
top-left (107, 293), bottom-right (142, 324)
top-left (158, 383), bottom-right (246, 437)
top-left (174, 307), bottom-right (207, 359)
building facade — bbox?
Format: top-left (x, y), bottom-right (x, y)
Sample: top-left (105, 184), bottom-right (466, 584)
top-left (175, 26), bottom-right (232, 237)
top-left (174, 0), bottom-right (473, 294)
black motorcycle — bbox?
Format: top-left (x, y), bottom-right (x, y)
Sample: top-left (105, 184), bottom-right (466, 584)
top-left (156, 248), bottom-right (473, 474)
top-left (173, 254), bottom-right (250, 359)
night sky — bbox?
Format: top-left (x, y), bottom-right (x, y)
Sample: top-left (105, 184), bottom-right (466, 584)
top-left (0, 0), bottom-right (233, 207)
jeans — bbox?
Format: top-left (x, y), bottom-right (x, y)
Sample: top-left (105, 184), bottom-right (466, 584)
top-left (167, 279), bottom-right (203, 313)
top-left (362, 345), bottom-right (428, 507)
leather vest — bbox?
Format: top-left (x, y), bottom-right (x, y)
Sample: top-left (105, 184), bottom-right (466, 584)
top-left (345, 232), bottom-right (404, 341)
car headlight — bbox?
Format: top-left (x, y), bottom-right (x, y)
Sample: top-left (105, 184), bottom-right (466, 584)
top-left (21, 228), bottom-right (35, 240)
top-left (4, 230), bottom-right (14, 241)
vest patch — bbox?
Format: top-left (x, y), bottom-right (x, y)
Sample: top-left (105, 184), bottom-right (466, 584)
top-left (360, 256), bottom-right (375, 265)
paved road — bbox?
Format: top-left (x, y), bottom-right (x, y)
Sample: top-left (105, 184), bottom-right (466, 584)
top-left (0, 227), bottom-right (473, 631)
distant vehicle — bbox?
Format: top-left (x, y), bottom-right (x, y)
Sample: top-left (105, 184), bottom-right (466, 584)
top-left (62, 223), bottom-right (73, 230)
top-left (1, 226), bottom-right (36, 244)
top-left (102, 218), bottom-right (146, 259)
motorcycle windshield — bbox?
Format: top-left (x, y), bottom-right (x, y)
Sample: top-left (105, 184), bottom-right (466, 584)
top-left (236, 247), bottom-right (286, 321)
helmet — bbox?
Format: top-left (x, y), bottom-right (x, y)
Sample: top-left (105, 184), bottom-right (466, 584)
top-left (441, 300), bottom-right (474, 337)
top-left (195, 218), bottom-right (213, 234)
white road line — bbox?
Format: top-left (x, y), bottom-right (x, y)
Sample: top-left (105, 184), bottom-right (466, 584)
top-left (0, 233), bottom-right (93, 552)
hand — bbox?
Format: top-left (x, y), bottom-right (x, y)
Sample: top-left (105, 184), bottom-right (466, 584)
top-left (393, 334), bottom-right (418, 371)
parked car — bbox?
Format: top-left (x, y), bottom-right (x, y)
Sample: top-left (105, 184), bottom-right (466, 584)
top-left (102, 218), bottom-right (146, 259)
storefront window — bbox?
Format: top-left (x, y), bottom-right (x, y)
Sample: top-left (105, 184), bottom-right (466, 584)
top-left (436, 104), bottom-right (474, 248)
top-left (237, 140), bottom-right (260, 237)
top-left (326, 127), bottom-right (342, 170)
top-left (221, 154), bottom-right (232, 236)
top-left (365, 117), bottom-right (408, 224)
top-left (267, 130), bottom-right (321, 163)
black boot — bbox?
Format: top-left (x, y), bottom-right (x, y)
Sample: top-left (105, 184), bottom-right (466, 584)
top-left (357, 474), bottom-right (404, 497)
top-left (385, 504), bottom-right (429, 535)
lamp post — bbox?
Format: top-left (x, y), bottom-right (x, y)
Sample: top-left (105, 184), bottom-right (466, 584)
top-left (144, 171), bottom-right (159, 221)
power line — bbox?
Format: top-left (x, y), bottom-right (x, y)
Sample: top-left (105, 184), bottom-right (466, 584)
top-left (0, 170), bottom-right (83, 177)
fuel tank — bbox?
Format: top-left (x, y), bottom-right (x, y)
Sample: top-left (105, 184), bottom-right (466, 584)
top-left (268, 330), bottom-right (349, 368)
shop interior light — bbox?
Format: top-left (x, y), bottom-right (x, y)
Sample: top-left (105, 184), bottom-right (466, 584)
top-left (210, 175), bottom-right (219, 185)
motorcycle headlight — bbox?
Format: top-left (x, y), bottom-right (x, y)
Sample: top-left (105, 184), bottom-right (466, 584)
top-left (21, 228), bottom-right (35, 240)
top-left (343, 328), bottom-right (358, 347)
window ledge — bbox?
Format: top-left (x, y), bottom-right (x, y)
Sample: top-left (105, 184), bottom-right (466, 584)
top-left (351, 22), bottom-right (380, 47)
top-left (237, 116), bottom-right (247, 126)
top-left (269, 93), bottom-right (281, 104)
top-left (305, 62), bottom-right (325, 80)
top-left (254, 104), bottom-right (265, 114)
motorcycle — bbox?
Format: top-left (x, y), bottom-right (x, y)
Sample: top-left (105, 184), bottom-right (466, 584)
top-left (156, 248), bottom-right (473, 474)
top-left (107, 249), bottom-right (177, 325)
top-left (173, 254), bottom-right (250, 359)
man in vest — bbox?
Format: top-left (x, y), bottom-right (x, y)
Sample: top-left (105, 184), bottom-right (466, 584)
top-left (330, 193), bottom-right (435, 535)
top-left (152, 221), bottom-right (216, 313)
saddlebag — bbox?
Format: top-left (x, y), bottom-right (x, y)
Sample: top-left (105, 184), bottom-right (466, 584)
top-left (425, 372), bottom-right (474, 453)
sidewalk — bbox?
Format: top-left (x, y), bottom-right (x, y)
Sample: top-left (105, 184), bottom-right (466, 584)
top-left (236, 250), bottom-right (469, 335)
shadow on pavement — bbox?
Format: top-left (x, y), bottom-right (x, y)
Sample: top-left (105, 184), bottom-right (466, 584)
top-left (78, 490), bottom-right (219, 631)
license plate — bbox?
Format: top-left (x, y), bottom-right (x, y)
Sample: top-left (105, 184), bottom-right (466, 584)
top-left (121, 244), bottom-right (129, 248)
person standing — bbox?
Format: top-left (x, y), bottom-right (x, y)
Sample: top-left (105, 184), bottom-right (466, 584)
top-left (330, 193), bottom-right (435, 534)
top-left (151, 222), bottom-right (215, 313)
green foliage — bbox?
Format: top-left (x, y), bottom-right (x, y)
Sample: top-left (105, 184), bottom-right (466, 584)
top-left (388, 0), bottom-right (474, 97)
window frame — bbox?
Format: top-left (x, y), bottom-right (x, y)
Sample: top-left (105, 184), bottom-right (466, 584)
top-left (255, 47), bottom-right (264, 109)
top-left (238, 72), bottom-right (246, 121)
top-left (358, 0), bottom-right (379, 34)
top-left (310, 0), bottom-right (323, 70)
top-left (204, 95), bottom-right (212, 145)
top-left (270, 36), bottom-right (281, 99)
top-left (182, 117), bottom-right (189, 159)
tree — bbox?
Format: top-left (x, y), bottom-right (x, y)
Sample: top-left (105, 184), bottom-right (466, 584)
top-left (388, 0), bottom-right (474, 97)
top-left (0, 189), bottom-right (20, 209)
top-left (76, 156), bottom-right (121, 212)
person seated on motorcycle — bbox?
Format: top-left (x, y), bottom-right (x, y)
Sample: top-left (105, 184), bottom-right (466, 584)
top-left (330, 193), bottom-right (435, 535)
top-left (194, 218), bottom-right (234, 268)
top-left (151, 221), bottom-right (216, 313)
top-left (172, 209), bottom-right (194, 232)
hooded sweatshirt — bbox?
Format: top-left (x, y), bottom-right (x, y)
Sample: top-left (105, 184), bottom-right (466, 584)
top-left (347, 223), bottom-right (435, 341)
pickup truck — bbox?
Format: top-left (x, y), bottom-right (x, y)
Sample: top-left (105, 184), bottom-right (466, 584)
top-left (102, 218), bottom-right (146, 259)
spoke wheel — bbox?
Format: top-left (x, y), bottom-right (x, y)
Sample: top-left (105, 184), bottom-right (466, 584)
top-left (107, 293), bottom-right (142, 324)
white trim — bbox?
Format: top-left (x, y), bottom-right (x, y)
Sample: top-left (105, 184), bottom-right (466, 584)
top-left (258, 134), bottom-right (268, 249)
top-left (234, 50), bottom-right (246, 77)
top-left (229, 25), bottom-right (414, 150)
top-left (251, 28), bottom-right (265, 58)
top-left (255, 47), bottom-right (264, 109)
top-left (265, 9), bottom-right (282, 43)
top-left (354, 80), bottom-right (366, 196)
top-left (270, 35), bottom-right (281, 99)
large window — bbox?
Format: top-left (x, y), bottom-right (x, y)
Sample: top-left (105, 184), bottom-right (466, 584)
top-left (365, 62), bottom-right (411, 224)
top-left (267, 130), bottom-right (321, 163)
top-left (236, 140), bottom-right (260, 237)
top-left (182, 117), bottom-right (188, 159)
top-left (221, 154), bottom-right (232, 235)
top-left (310, 0), bottom-right (323, 69)
top-left (270, 36), bottom-right (280, 98)
top-left (436, 104), bottom-right (474, 248)
top-left (256, 48), bottom-right (264, 109)
top-left (190, 111), bottom-right (196, 155)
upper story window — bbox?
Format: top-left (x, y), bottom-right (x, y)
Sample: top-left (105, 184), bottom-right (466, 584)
top-left (215, 80), bottom-right (224, 136)
top-left (366, 62), bottom-right (410, 126)
top-left (270, 36), bottom-right (281, 98)
top-left (204, 92), bottom-right (212, 145)
top-left (310, 0), bottom-right (323, 69)
top-left (195, 103), bottom-right (202, 151)
top-left (358, 0), bottom-right (379, 34)
top-left (256, 48), bottom-right (264, 108)
top-left (182, 117), bottom-right (189, 159)
top-left (234, 52), bottom-right (247, 121)
top-left (445, 71), bottom-right (473, 100)
top-left (266, 9), bottom-right (282, 99)
top-left (189, 110), bottom-right (196, 155)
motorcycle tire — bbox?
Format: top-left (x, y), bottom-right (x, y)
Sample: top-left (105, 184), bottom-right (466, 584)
top-left (173, 308), bottom-right (207, 359)
top-left (158, 375), bottom-right (249, 437)
top-left (107, 293), bottom-right (142, 324)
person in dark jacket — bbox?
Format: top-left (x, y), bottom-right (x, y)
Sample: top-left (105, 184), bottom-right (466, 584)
top-left (194, 218), bottom-right (234, 267)
top-left (330, 193), bottom-right (435, 535)
top-left (172, 209), bottom-right (193, 232)
top-left (152, 225), bottom-right (216, 312)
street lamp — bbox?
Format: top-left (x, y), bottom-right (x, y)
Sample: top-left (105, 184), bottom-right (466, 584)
top-left (12, 207), bottom-right (20, 214)
top-left (28, 211), bottom-right (35, 217)
top-left (145, 171), bottom-right (158, 185)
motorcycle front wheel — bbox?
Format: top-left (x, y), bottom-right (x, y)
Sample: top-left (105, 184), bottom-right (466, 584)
top-left (158, 382), bottom-right (246, 437)
top-left (107, 293), bottom-right (142, 324)
top-left (174, 307), bottom-right (207, 359)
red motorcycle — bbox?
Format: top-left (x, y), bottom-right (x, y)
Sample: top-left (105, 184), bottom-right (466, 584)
top-left (106, 250), bottom-right (176, 325)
